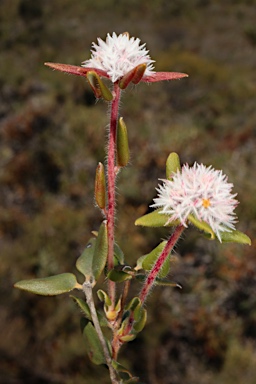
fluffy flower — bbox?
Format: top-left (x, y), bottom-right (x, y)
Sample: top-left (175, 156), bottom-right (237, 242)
top-left (152, 163), bottom-right (238, 242)
top-left (82, 32), bottom-right (155, 82)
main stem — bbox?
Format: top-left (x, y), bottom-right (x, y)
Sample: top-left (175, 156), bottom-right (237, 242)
top-left (107, 84), bottom-right (121, 308)
top-left (140, 224), bottom-right (185, 305)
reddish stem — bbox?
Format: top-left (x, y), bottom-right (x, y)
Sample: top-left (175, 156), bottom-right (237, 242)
top-left (107, 83), bottom-right (121, 307)
top-left (139, 224), bottom-right (185, 305)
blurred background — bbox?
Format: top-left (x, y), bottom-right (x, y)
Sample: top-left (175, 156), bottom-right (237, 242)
top-left (1, 0), bottom-right (256, 383)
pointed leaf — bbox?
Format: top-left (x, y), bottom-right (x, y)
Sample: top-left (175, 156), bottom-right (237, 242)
top-left (83, 322), bottom-right (106, 365)
top-left (135, 208), bottom-right (179, 227)
top-left (14, 273), bottom-right (78, 296)
top-left (44, 62), bottom-right (108, 78)
top-left (76, 238), bottom-right (96, 280)
top-left (166, 152), bottom-right (181, 180)
top-left (188, 214), bottom-right (215, 239)
top-left (142, 71), bottom-right (188, 83)
top-left (220, 230), bottom-right (251, 245)
top-left (92, 220), bottom-right (108, 281)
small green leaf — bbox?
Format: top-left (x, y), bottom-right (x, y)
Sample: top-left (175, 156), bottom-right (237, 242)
top-left (14, 273), bottom-right (78, 296)
top-left (133, 308), bottom-right (147, 333)
top-left (76, 238), bottom-right (96, 280)
top-left (107, 269), bottom-right (133, 283)
top-left (136, 241), bottom-right (170, 278)
top-left (95, 162), bottom-right (106, 210)
top-left (114, 243), bottom-right (125, 265)
top-left (188, 214), bottom-right (215, 239)
top-left (71, 295), bottom-right (91, 319)
top-left (135, 208), bottom-right (180, 227)
top-left (83, 322), bottom-right (106, 365)
top-left (117, 117), bottom-right (130, 167)
top-left (97, 289), bottom-right (112, 306)
top-left (93, 220), bottom-right (108, 281)
top-left (126, 297), bottom-right (140, 312)
top-left (166, 152), bottom-right (181, 180)
top-left (87, 71), bottom-right (113, 101)
top-left (112, 360), bottom-right (134, 380)
top-left (71, 296), bottom-right (109, 327)
top-left (220, 229), bottom-right (251, 245)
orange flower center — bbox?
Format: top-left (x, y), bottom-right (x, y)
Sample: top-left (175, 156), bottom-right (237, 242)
top-left (202, 198), bottom-right (211, 208)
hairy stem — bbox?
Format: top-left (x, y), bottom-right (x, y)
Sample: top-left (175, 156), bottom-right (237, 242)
top-left (83, 283), bottom-right (119, 384)
top-left (107, 84), bottom-right (121, 308)
top-left (140, 225), bottom-right (185, 305)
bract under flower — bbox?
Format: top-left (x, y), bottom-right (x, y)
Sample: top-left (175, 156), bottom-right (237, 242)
top-left (152, 163), bottom-right (239, 242)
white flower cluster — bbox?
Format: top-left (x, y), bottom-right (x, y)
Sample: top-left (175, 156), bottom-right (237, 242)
top-left (152, 163), bottom-right (238, 241)
top-left (82, 32), bottom-right (155, 82)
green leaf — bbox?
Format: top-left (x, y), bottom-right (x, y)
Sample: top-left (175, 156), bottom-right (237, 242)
top-left (93, 220), bottom-right (108, 281)
top-left (107, 269), bottom-right (133, 283)
top-left (166, 152), bottom-right (181, 180)
top-left (97, 289), bottom-right (112, 306)
top-left (117, 117), bottom-right (130, 167)
top-left (112, 360), bottom-right (140, 382)
top-left (86, 71), bottom-right (113, 101)
top-left (126, 297), bottom-right (140, 312)
top-left (71, 296), bottom-right (109, 327)
top-left (76, 238), bottom-right (96, 281)
top-left (114, 243), bottom-right (125, 266)
top-left (135, 208), bottom-right (180, 227)
top-left (136, 241), bottom-right (170, 278)
top-left (83, 322), bottom-right (106, 365)
top-left (95, 162), bottom-right (106, 210)
top-left (71, 295), bottom-right (91, 319)
top-left (14, 273), bottom-right (78, 296)
top-left (220, 229), bottom-right (251, 245)
top-left (188, 214), bottom-right (215, 239)
top-left (133, 308), bottom-right (147, 333)
top-left (76, 221), bottom-right (108, 284)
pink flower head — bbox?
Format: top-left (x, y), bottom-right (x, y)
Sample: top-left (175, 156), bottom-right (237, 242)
top-left (82, 32), bottom-right (155, 82)
top-left (152, 163), bottom-right (239, 242)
